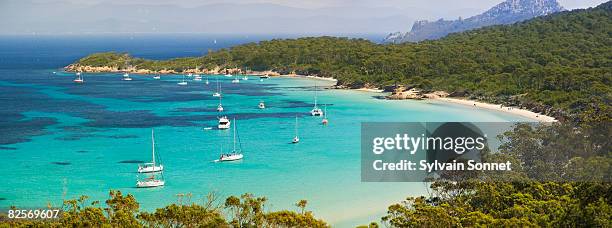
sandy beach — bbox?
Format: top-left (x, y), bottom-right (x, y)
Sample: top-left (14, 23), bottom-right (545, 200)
top-left (433, 97), bottom-right (557, 122)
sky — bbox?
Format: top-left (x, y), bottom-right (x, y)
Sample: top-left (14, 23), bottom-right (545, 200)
top-left (0, 0), bottom-right (608, 35)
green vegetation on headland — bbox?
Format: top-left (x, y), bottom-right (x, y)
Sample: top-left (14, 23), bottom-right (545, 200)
top-left (70, 2), bottom-right (611, 122)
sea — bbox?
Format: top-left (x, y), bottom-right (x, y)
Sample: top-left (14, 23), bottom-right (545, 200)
top-left (0, 34), bottom-right (531, 227)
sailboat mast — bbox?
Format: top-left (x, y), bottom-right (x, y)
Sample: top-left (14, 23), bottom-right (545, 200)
top-left (151, 129), bottom-right (155, 167)
top-left (233, 118), bottom-right (237, 151)
top-left (314, 84), bottom-right (318, 107)
top-left (295, 116), bottom-right (298, 137)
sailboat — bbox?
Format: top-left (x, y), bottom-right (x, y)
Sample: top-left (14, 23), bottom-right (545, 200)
top-left (242, 75), bottom-right (249, 80)
top-left (138, 129), bottom-right (164, 173)
top-left (218, 116), bottom-right (231, 129)
top-left (258, 101), bottom-right (265, 109)
top-left (122, 72), bottom-right (133, 81)
top-left (322, 105), bottom-right (329, 125)
top-left (217, 96), bottom-right (224, 112)
top-left (177, 75), bottom-right (188, 86)
top-left (136, 174), bottom-right (165, 188)
top-left (310, 84), bottom-right (323, 116)
top-left (217, 118), bottom-right (244, 162)
top-left (153, 74), bottom-right (161, 80)
top-left (224, 69), bottom-right (232, 77)
top-left (205, 75), bottom-right (210, 85)
top-left (231, 74), bottom-right (240, 83)
top-left (212, 77), bottom-right (221, 97)
top-left (194, 75), bottom-right (202, 81)
top-left (292, 116), bottom-right (300, 143)
top-left (73, 72), bottom-right (84, 83)
top-left (136, 129), bottom-right (165, 188)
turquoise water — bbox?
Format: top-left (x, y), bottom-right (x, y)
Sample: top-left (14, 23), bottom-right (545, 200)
top-left (0, 70), bottom-right (531, 226)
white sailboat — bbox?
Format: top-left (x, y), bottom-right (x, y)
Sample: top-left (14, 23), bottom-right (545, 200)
top-left (136, 129), bottom-right (165, 188)
top-left (122, 72), bottom-right (133, 81)
top-left (194, 75), bottom-right (202, 81)
top-left (136, 175), bottom-right (165, 188)
top-left (138, 129), bottom-right (164, 173)
top-left (153, 74), bottom-right (161, 80)
top-left (217, 96), bottom-right (224, 112)
top-left (212, 77), bottom-right (221, 97)
top-left (218, 118), bottom-right (243, 162)
top-left (231, 74), bottom-right (240, 83)
top-left (310, 84), bottom-right (323, 116)
top-left (242, 75), bottom-right (249, 80)
top-left (258, 101), bottom-right (265, 109)
top-left (73, 72), bottom-right (84, 83)
top-left (205, 75), bottom-right (210, 85)
top-left (292, 116), bottom-right (300, 143)
top-left (218, 116), bottom-right (231, 129)
top-left (177, 75), bottom-right (188, 86)
top-left (322, 104), bottom-right (329, 125)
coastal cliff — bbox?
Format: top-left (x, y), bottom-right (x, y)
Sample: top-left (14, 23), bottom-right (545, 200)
top-left (382, 0), bottom-right (564, 43)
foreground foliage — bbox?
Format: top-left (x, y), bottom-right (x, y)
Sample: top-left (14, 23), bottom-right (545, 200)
top-left (380, 121), bottom-right (611, 227)
top-left (0, 192), bottom-right (328, 228)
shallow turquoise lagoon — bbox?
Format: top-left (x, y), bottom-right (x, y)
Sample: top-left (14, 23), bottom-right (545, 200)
top-left (0, 71), bottom-right (531, 226)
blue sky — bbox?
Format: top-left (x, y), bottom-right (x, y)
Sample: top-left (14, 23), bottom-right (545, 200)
top-left (0, 0), bottom-right (607, 35)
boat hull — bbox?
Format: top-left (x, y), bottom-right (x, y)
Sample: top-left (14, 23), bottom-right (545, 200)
top-left (218, 153), bottom-right (243, 161)
top-left (136, 180), bottom-right (165, 188)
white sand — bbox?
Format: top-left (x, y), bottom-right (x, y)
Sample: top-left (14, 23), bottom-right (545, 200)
top-left (354, 88), bottom-right (384, 92)
top-left (434, 97), bottom-right (557, 122)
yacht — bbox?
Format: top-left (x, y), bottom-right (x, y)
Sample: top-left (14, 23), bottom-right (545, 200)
top-left (258, 101), bottom-right (265, 109)
top-left (292, 116), bottom-right (300, 143)
top-left (217, 118), bottom-right (243, 162)
top-left (136, 175), bottom-right (165, 188)
top-left (153, 74), bottom-right (161, 80)
top-left (194, 75), bottom-right (202, 81)
top-left (73, 72), bottom-right (84, 83)
top-left (121, 70), bottom-right (132, 81)
top-left (310, 84), bottom-right (323, 116)
top-left (177, 75), bottom-right (188, 86)
top-left (138, 129), bottom-right (164, 173)
top-left (218, 116), bottom-right (231, 129)
top-left (260, 75), bottom-right (270, 79)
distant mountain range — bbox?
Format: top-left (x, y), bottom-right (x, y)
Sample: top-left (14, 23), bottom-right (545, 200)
top-left (383, 0), bottom-right (564, 43)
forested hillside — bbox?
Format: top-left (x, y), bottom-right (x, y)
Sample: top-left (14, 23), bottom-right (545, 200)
top-left (73, 2), bottom-right (611, 121)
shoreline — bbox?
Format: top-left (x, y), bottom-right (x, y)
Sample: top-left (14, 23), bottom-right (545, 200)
top-left (432, 97), bottom-right (557, 122)
top-left (337, 86), bottom-right (556, 122)
top-left (63, 68), bottom-right (556, 122)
